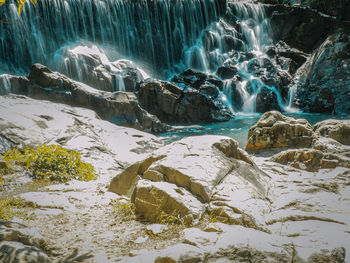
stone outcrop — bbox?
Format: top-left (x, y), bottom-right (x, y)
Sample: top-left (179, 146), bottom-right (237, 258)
top-left (137, 71), bottom-right (234, 123)
top-left (110, 135), bottom-right (270, 227)
top-left (0, 221), bottom-right (51, 263)
top-left (314, 119), bottom-right (350, 145)
top-left (0, 64), bottom-right (166, 133)
top-left (268, 3), bottom-right (346, 54)
top-left (0, 94), bottom-right (163, 180)
top-left (270, 148), bottom-right (350, 171)
top-left (295, 33), bottom-right (350, 114)
top-left (246, 111), bottom-right (315, 150)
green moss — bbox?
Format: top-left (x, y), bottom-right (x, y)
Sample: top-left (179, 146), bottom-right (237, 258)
top-left (3, 145), bottom-right (97, 183)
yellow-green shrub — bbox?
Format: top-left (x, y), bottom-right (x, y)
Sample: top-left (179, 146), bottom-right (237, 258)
top-left (113, 198), bottom-right (136, 221)
top-left (0, 197), bottom-right (27, 220)
top-left (3, 145), bottom-right (97, 183)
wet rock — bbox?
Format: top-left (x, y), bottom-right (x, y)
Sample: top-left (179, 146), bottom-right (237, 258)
top-left (295, 33), bottom-right (350, 114)
top-left (269, 4), bottom-right (338, 54)
top-left (273, 41), bottom-right (308, 75)
top-left (216, 66), bottom-right (238, 80)
top-left (2, 64), bottom-right (166, 133)
top-left (171, 69), bottom-right (224, 91)
top-left (138, 76), bottom-right (233, 123)
top-left (55, 45), bottom-right (147, 92)
top-left (246, 111), bottom-right (315, 150)
top-left (314, 119), bottom-right (350, 146)
top-left (256, 87), bottom-right (281, 113)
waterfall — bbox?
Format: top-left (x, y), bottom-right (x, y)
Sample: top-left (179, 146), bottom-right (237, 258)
top-left (182, 1), bottom-right (295, 114)
top-left (0, 0), bottom-right (297, 115)
top-left (0, 0), bottom-right (224, 77)
top-left (0, 75), bottom-right (11, 95)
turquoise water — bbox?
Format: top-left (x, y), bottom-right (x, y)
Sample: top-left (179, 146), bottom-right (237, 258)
top-left (158, 113), bottom-right (350, 148)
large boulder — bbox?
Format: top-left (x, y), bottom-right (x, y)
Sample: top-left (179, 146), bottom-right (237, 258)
top-left (295, 32), bottom-right (350, 114)
top-left (314, 119), bottom-right (350, 145)
top-left (138, 73), bottom-right (234, 123)
top-left (0, 64), bottom-right (166, 133)
top-left (110, 135), bottom-right (270, 227)
top-left (246, 111), bottom-right (315, 150)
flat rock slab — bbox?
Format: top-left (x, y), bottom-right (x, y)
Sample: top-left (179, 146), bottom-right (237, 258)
top-left (0, 94), bottom-right (163, 182)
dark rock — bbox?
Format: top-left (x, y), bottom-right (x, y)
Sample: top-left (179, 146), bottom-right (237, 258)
top-left (295, 32), bottom-right (350, 114)
top-left (216, 66), bottom-right (238, 79)
top-left (138, 77), bottom-right (233, 123)
top-left (5, 64), bottom-right (167, 133)
top-left (269, 4), bottom-right (341, 53)
top-left (256, 87), bottom-right (281, 113)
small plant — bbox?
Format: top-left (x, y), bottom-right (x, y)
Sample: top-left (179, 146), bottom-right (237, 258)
top-left (113, 198), bottom-right (136, 221)
top-left (3, 144), bottom-right (97, 183)
top-left (0, 197), bottom-right (27, 220)
top-left (157, 210), bottom-right (185, 225)
top-left (208, 211), bottom-right (218, 223)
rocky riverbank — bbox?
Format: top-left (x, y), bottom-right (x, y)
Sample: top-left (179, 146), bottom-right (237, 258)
top-left (0, 0), bottom-right (350, 262)
top-left (1, 96), bottom-right (349, 262)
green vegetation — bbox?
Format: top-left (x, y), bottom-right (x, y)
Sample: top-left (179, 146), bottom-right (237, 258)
top-left (0, 197), bottom-right (27, 220)
top-left (0, 0), bottom-right (37, 15)
top-left (113, 198), bottom-right (136, 221)
top-left (2, 144), bottom-right (97, 183)
top-left (157, 210), bottom-right (186, 225)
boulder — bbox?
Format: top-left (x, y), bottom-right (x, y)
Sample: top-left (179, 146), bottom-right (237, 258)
top-left (295, 32), bottom-right (350, 114)
top-left (246, 111), bottom-right (315, 150)
top-left (137, 76), bottom-right (234, 123)
top-left (314, 119), bottom-right (350, 146)
top-left (270, 148), bottom-right (350, 171)
top-left (110, 135), bottom-right (270, 228)
top-left (1, 64), bottom-right (167, 133)
top-left (216, 66), bottom-right (238, 80)
top-left (255, 87), bottom-right (281, 113)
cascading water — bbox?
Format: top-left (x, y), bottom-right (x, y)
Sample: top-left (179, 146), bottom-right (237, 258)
top-left (0, 0), bottom-right (296, 114)
top-left (182, 1), bottom-right (294, 114)
top-left (0, 0), bottom-right (223, 77)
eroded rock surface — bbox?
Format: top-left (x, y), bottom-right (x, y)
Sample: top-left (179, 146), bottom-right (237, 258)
top-left (246, 111), bottom-right (315, 150)
top-left (110, 135), bottom-right (271, 227)
top-left (314, 119), bottom-right (350, 146)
